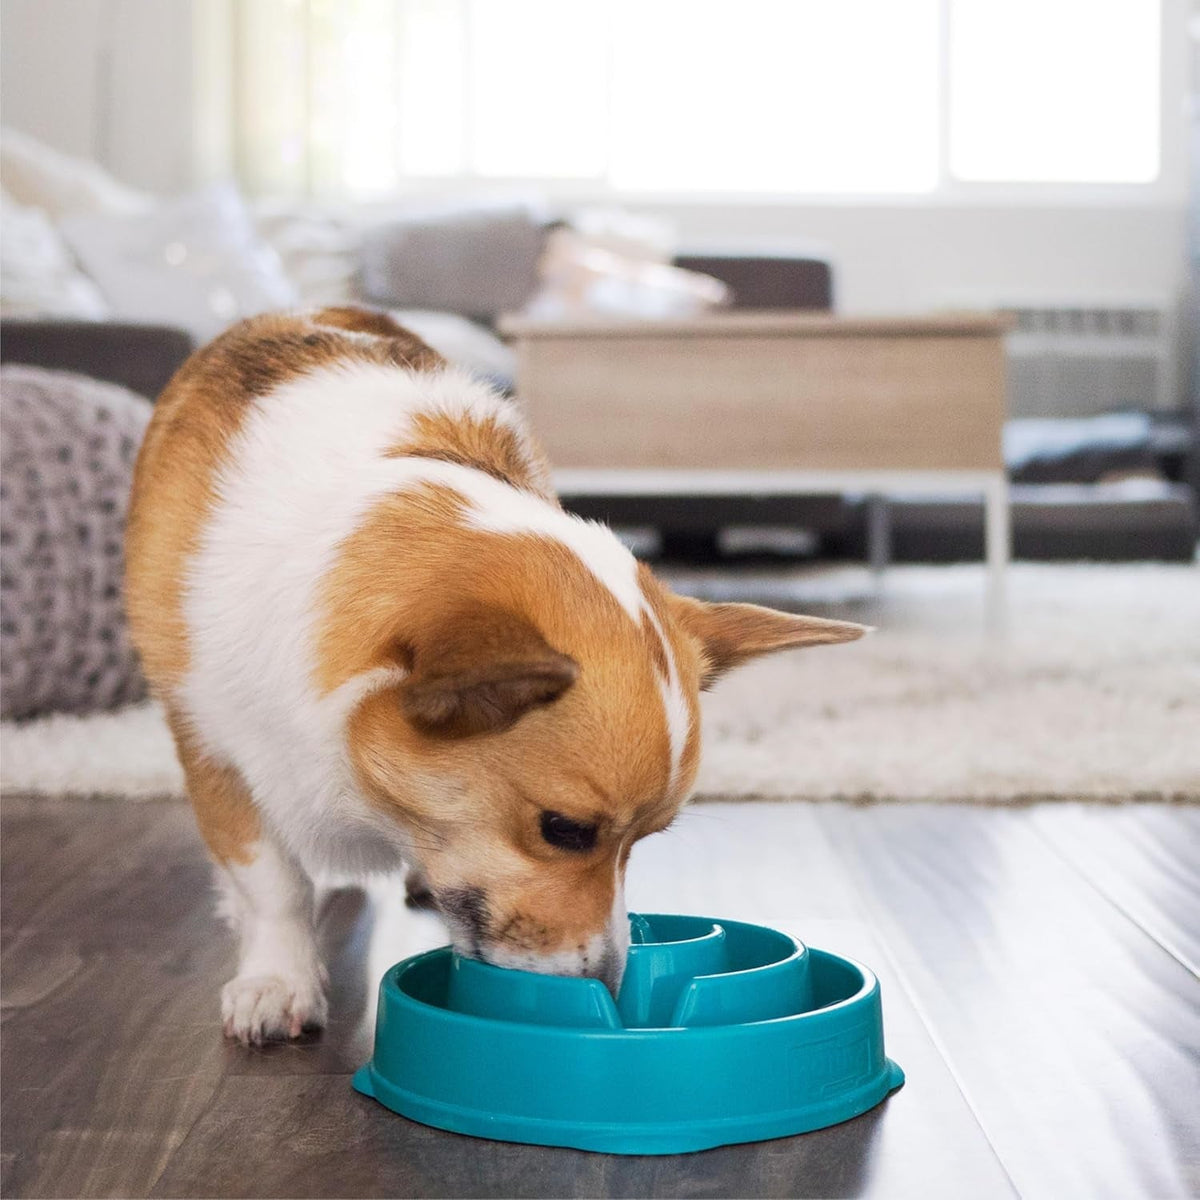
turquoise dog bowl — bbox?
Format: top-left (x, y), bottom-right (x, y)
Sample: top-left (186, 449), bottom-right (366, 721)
top-left (353, 913), bottom-right (904, 1155)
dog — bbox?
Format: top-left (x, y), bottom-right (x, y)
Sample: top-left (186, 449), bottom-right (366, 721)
top-left (124, 306), bottom-right (866, 1044)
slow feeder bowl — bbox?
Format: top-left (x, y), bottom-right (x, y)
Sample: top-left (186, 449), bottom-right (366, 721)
top-left (353, 913), bottom-right (904, 1155)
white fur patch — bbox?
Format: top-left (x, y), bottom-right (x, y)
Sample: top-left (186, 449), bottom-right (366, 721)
top-left (481, 929), bottom-right (619, 985)
top-left (435, 465), bottom-right (693, 787)
top-left (451, 465), bottom-right (693, 787)
top-left (642, 605), bottom-right (691, 794)
top-left (215, 840), bottom-right (328, 1042)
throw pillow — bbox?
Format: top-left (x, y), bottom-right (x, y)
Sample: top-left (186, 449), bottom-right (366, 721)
top-left (359, 201), bottom-right (550, 324)
top-left (1, 366), bottom-right (149, 720)
top-left (0, 191), bottom-right (110, 319)
top-left (59, 182), bottom-right (299, 343)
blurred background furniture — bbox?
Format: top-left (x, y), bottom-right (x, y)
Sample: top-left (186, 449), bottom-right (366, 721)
top-left (672, 252), bottom-right (832, 311)
top-left (0, 123), bottom-right (1193, 567)
top-left (0, 364), bottom-right (152, 719)
top-left (0, 320), bottom-right (193, 398)
top-left (503, 311), bottom-right (1011, 616)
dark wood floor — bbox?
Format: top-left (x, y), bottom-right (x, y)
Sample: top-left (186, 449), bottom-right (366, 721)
top-left (2, 796), bottom-right (1197, 1199)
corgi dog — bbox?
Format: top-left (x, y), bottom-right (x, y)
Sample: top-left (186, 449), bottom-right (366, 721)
top-left (124, 307), bottom-right (866, 1044)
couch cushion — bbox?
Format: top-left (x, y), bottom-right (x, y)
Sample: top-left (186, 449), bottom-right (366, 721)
top-left (882, 480), bottom-right (1198, 562)
top-left (59, 183), bottom-right (298, 343)
top-left (359, 202), bottom-right (550, 323)
top-left (672, 252), bottom-right (833, 310)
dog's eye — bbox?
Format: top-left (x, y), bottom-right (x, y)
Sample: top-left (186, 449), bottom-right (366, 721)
top-left (539, 810), bottom-right (598, 852)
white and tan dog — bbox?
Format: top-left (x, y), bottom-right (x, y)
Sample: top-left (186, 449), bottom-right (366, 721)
top-left (125, 307), bottom-right (865, 1044)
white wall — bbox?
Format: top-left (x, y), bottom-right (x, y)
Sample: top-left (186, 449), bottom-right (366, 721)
top-left (646, 201), bottom-right (1189, 317)
top-left (1, 0), bottom-right (199, 192)
top-left (1, 0), bottom-right (107, 161)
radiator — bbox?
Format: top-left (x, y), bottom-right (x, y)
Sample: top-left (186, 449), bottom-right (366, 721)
top-left (995, 301), bottom-right (1176, 418)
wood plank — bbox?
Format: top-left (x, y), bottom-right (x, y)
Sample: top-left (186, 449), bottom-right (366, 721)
top-left (624, 801), bottom-right (864, 919)
top-left (1029, 803), bottom-right (1200, 977)
top-left (1, 800), bottom-right (232, 1200)
top-left (152, 1074), bottom-right (617, 1200)
top-left (516, 331), bottom-right (1005, 472)
top-left (153, 922), bottom-right (1013, 1200)
top-left (3, 800), bottom-right (1011, 1199)
top-left (624, 806), bottom-right (1015, 1197)
top-left (163, 806), bottom-right (1012, 1197)
top-left (819, 803), bottom-right (1200, 1200)
top-left (153, 1070), bottom-right (906, 1200)
top-left (0, 794), bottom-right (185, 937)
top-left (501, 312), bottom-right (1012, 339)
top-left (36, 798), bottom-right (1200, 1198)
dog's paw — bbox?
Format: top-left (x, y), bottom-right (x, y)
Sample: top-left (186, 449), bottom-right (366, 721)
top-left (221, 972), bottom-right (328, 1045)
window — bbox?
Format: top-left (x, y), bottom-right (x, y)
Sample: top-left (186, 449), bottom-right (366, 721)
top-left (230, 0), bottom-right (1165, 196)
top-left (606, 1), bottom-right (940, 193)
top-left (949, 0), bottom-right (1161, 183)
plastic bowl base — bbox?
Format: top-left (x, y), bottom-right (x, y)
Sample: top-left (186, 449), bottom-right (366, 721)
top-left (353, 1059), bottom-right (905, 1155)
top-left (353, 915), bottom-right (904, 1155)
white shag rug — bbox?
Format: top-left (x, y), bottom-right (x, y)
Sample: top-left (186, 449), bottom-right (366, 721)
top-left (3, 565), bottom-right (1198, 804)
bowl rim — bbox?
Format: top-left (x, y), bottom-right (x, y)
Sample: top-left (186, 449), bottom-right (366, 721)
top-left (382, 943), bottom-right (878, 1037)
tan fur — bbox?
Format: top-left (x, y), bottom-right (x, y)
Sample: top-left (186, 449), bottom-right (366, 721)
top-left (319, 486), bottom-right (687, 805)
top-left (165, 706), bottom-right (261, 865)
top-left (668, 595), bottom-right (868, 688)
top-left (389, 410), bottom-right (554, 497)
top-left (399, 601), bottom-right (580, 739)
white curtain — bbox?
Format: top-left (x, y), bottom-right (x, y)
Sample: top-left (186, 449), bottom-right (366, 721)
top-left (231, 0), bottom-right (614, 196)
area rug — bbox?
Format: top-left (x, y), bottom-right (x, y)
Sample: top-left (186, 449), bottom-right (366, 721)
top-left (2, 564), bottom-right (1198, 804)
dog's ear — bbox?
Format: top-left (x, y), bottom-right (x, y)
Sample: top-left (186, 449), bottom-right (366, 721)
top-left (397, 602), bottom-right (578, 738)
top-left (669, 595), bottom-right (870, 689)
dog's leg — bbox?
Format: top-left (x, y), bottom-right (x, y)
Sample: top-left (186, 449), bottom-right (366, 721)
top-left (174, 716), bottom-right (328, 1043)
top-left (214, 838), bottom-right (328, 1044)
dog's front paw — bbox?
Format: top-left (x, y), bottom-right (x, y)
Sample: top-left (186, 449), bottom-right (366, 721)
top-left (221, 972), bottom-right (328, 1044)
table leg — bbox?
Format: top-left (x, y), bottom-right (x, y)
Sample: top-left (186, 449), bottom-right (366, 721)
top-left (866, 494), bottom-right (891, 598)
top-left (984, 475), bottom-right (1010, 632)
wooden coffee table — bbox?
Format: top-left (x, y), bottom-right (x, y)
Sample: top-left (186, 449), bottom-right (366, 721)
top-left (501, 311), bottom-right (1011, 624)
